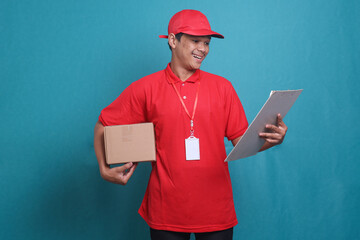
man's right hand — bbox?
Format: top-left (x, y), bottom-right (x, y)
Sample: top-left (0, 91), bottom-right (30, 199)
top-left (94, 121), bottom-right (138, 185)
top-left (100, 162), bottom-right (138, 185)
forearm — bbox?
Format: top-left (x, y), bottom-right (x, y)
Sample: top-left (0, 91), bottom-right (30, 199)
top-left (231, 136), bottom-right (241, 146)
top-left (94, 121), bottom-right (109, 174)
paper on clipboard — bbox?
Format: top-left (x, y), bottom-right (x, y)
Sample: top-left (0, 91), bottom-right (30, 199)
top-left (225, 89), bottom-right (303, 162)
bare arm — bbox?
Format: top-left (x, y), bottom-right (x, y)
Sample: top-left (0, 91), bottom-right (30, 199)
top-left (231, 136), bottom-right (241, 147)
top-left (94, 121), bottom-right (137, 185)
top-left (231, 114), bottom-right (288, 151)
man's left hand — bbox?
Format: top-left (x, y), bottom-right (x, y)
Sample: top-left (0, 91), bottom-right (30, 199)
top-left (259, 113), bottom-right (288, 145)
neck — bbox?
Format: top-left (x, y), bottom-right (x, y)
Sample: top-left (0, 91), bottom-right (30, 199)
top-left (170, 59), bottom-right (196, 82)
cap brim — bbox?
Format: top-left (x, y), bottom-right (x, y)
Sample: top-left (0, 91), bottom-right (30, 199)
top-left (159, 30), bottom-right (224, 39)
top-left (183, 29), bottom-right (224, 39)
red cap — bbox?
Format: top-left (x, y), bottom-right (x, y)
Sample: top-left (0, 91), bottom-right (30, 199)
top-left (159, 10), bottom-right (224, 39)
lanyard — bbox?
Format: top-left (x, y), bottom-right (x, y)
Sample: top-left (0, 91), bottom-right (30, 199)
top-left (166, 71), bottom-right (200, 136)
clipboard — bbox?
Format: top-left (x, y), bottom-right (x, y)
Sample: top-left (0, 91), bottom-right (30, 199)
top-left (225, 89), bottom-right (303, 162)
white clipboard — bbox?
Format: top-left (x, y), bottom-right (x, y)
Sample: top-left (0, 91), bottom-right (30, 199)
top-left (225, 89), bottom-right (303, 162)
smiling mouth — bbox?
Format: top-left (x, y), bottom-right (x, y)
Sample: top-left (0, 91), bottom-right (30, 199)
top-left (192, 54), bottom-right (204, 61)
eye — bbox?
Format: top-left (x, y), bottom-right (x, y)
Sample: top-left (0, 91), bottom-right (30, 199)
top-left (205, 42), bottom-right (210, 46)
top-left (193, 40), bottom-right (199, 43)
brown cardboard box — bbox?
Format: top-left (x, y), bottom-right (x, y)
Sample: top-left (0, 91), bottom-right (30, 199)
top-left (104, 123), bottom-right (156, 164)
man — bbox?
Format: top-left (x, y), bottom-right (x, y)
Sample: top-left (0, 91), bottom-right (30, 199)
top-left (94, 9), bottom-right (287, 240)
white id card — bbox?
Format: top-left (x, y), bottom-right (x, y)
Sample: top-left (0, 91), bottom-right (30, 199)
top-left (185, 136), bottom-right (200, 160)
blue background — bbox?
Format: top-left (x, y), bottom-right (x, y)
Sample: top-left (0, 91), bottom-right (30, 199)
top-left (1, 0), bottom-right (359, 239)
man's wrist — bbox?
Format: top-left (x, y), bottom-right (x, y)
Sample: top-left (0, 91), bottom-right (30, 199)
top-left (99, 163), bottom-right (110, 176)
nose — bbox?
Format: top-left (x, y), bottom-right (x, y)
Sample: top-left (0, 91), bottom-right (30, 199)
top-left (197, 43), bottom-right (207, 54)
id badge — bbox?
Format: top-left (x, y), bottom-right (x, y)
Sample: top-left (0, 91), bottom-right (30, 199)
top-left (185, 136), bottom-right (200, 160)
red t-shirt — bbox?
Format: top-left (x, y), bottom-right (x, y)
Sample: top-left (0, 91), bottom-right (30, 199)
top-left (99, 64), bottom-right (248, 233)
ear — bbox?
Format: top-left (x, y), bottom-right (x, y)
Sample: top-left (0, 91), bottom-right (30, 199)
top-left (168, 33), bottom-right (177, 50)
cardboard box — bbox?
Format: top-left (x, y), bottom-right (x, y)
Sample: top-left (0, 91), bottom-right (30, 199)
top-left (104, 123), bottom-right (156, 165)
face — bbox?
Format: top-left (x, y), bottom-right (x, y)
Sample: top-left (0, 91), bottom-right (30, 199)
top-left (170, 34), bottom-right (211, 71)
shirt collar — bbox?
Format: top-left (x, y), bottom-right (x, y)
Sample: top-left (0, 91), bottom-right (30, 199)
top-left (165, 63), bottom-right (200, 84)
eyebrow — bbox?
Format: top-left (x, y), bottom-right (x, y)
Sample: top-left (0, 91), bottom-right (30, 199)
top-left (190, 36), bottom-right (211, 40)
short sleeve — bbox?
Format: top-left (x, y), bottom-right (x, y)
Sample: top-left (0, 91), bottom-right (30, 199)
top-left (99, 83), bottom-right (146, 126)
top-left (224, 83), bottom-right (248, 140)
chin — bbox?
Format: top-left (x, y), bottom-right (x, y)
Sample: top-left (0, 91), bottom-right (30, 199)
top-left (191, 63), bottom-right (202, 70)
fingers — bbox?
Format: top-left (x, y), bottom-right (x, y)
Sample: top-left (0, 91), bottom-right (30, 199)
top-left (259, 134), bottom-right (283, 145)
top-left (108, 162), bottom-right (138, 185)
top-left (114, 162), bottom-right (133, 173)
top-left (120, 162), bottom-right (138, 184)
top-left (124, 163), bottom-right (137, 178)
top-left (277, 114), bottom-right (288, 130)
top-left (262, 124), bottom-right (285, 136)
top-left (264, 124), bottom-right (280, 133)
top-left (132, 162), bottom-right (138, 170)
top-left (124, 162), bottom-right (138, 175)
top-left (259, 132), bottom-right (282, 138)
top-left (259, 114), bottom-right (288, 145)
top-left (259, 132), bottom-right (283, 141)
top-left (263, 114), bottom-right (287, 134)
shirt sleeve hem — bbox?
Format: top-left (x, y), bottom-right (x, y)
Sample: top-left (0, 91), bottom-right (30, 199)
top-left (227, 127), bottom-right (247, 141)
top-left (98, 114), bottom-right (108, 127)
